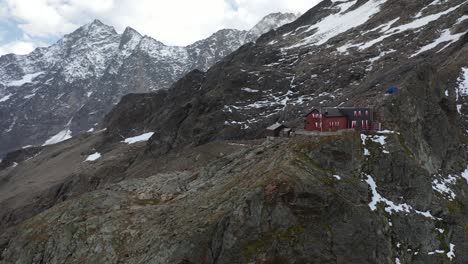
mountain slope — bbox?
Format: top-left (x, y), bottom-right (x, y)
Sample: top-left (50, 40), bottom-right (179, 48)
top-left (0, 13), bottom-right (298, 157)
top-left (0, 0), bottom-right (467, 263)
top-left (0, 132), bottom-right (466, 263)
top-left (100, 0), bottom-right (467, 169)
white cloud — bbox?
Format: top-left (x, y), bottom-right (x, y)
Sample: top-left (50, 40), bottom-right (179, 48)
top-left (109, 0), bottom-right (231, 46)
top-left (223, 0), bottom-right (313, 29)
top-left (111, 0), bottom-right (316, 45)
top-left (1, 0), bottom-right (318, 52)
top-left (4, 0), bottom-right (115, 37)
top-left (0, 40), bottom-right (36, 55)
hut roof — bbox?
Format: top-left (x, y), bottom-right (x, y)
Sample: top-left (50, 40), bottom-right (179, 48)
top-left (322, 108), bottom-right (343, 117)
top-left (306, 107), bottom-right (372, 118)
top-left (266, 123), bottom-right (285, 131)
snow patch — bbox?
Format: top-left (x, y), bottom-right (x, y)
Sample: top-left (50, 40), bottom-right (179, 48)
top-left (286, 0), bottom-right (387, 49)
top-left (411, 29), bottom-right (466, 57)
top-left (0, 94), bottom-right (12, 102)
top-left (241, 88), bottom-right (259, 93)
top-left (428, 243), bottom-right (455, 260)
top-left (461, 166), bottom-right (468, 184)
top-left (361, 133), bottom-right (389, 154)
top-left (446, 243), bottom-right (455, 260)
top-left (85, 152), bottom-right (101, 162)
top-left (24, 93), bottom-right (36, 99)
top-left (432, 175), bottom-right (457, 200)
top-left (365, 175), bottom-right (439, 219)
top-left (364, 148), bottom-right (371, 156)
top-left (457, 15), bottom-right (468, 24)
top-left (377, 130), bottom-right (399, 134)
top-left (8, 72), bottom-right (44, 87)
top-left (356, 2), bottom-right (465, 50)
top-left (123, 132), bottom-right (155, 144)
top-left (457, 68), bottom-right (468, 99)
top-left (367, 49), bottom-right (396, 69)
top-left (43, 129), bottom-right (72, 146)
top-left (360, 134), bottom-right (372, 156)
top-left (415, 0), bottom-right (443, 18)
top-left (369, 135), bottom-right (386, 146)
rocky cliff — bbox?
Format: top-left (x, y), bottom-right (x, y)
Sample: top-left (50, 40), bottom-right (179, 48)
top-left (0, 0), bottom-right (467, 263)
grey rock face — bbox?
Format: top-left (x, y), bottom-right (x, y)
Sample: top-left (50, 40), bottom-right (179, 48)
top-left (0, 13), bottom-right (298, 157)
top-left (0, 135), bottom-right (466, 263)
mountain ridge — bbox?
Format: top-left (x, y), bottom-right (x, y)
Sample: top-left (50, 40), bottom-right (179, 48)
top-left (0, 12), bottom-right (299, 157)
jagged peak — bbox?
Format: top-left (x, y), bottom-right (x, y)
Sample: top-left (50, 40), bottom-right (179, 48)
top-left (260, 12), bottom-right (299, 20)
top-left (135, 35), bottom-right (167, 50)
top-left (119, 27), bottom-right (143, 50)
top-left (80, 19), bottom-right (118, 36)
top-left (243, 12), bottom-right (300, 42)
top-left (90, 19), bottom-right (105, 26)
top-left (249, 12), bottom-right (299, 32)
top-left (122, 26), bottom-right (142, 37)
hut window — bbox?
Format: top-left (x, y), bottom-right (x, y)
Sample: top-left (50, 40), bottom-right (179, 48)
top-left (354, 111), bottom-right (357, 117)
top-left (359, 111), bottom-right (362, 117)
top-left (366, 110), bottom-right (369, 117)
top-left (352, 121), bottom-right (357, 128)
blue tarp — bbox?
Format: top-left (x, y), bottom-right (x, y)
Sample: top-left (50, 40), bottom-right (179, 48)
top-left (387, 86), bottom-right (398, 94)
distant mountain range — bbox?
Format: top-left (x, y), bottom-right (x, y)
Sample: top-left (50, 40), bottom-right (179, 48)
top-left (0, 12), bottom-right (298, 157)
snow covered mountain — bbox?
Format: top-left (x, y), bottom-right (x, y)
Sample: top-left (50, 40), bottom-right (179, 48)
top-left (0, 13), bottom-right (298, 157)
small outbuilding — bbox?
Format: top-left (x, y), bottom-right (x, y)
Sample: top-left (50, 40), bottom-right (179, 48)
top-left (265, 123), bottom-right (287, 137)
top-left (280, 127), bottom-right (292, 137)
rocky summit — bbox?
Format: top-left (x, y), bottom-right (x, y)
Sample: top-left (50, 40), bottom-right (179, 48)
top-left (0, 13), bottom-right (298, 158)
top-left (0, 0), bottom-right (467, 263)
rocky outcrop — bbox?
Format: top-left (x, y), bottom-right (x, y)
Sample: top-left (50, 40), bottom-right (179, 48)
top-left (0, 135), bottom-right (466, 263)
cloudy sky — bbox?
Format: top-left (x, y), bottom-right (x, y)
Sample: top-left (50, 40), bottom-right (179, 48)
top-left (0, 0), bottom-right (317, 55)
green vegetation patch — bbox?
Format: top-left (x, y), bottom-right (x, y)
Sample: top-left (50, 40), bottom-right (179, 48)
top-left (447, 199), bottom-right (464, 215)
top-left (397, 134), bottom-right (415, 159)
